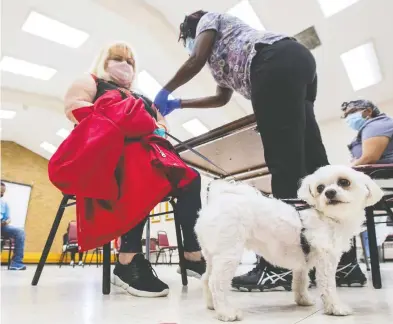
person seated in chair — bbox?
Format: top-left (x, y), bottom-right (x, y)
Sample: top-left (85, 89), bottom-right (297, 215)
top-left (343, 100), bottom-right (393, 166)
top-left (64, 42), bottom-right (205, 298)
top-left (340, 99), bottom-right (393, 281)
top-left (62, 231), bottom-right (84, 266)
top-left (1, 182), bottom-right (26, 270)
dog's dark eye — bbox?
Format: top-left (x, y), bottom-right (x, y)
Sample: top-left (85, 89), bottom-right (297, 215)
top-left (338, 178), bottom-right (351, 187)
top-left (317, 184), bottom-right (325, 194)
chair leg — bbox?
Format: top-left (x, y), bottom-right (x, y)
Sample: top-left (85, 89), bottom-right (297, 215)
top-left (155, 250), bottom-right (161, 266)
top-left (58, 252), bottom-right (66, 268)
top-left (171, 199), bottom-right (188, 286)
top-left (366, 206), bottom-right (382, 289)
top-left (32, 195), bottom-right (70, 286)
top-left (102, 243), bottom-right (111, 295)
top-left (7, 246), bottom-right (12, 270)
top-left (145, 217), bottom-right (151, 261)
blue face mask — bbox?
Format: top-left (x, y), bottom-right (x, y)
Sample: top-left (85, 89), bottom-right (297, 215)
top-left (185, 37), bottom-right (195, 55)
top-left (345, 111), bottom-right (366, 131)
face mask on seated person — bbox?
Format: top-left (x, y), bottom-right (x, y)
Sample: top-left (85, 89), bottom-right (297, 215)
top-left (185, 37), bottom-right (195, 55)
top-left (345, 111), bottom-right (367, 131)
top-left (106, 60), bottom-right (134, 88)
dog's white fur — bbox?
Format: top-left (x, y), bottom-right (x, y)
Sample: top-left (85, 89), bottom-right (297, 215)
top-left (195, 165), bottom-right (383, 321)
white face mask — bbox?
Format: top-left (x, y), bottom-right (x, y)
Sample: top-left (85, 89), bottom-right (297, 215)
top-left (185, 37), bottom-right (195, 55)
top-left (106, 60), bottom-right (134, 88)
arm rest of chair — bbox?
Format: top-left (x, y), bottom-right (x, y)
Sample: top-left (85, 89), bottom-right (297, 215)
top-left (354, 164), bottom-right (393, 179)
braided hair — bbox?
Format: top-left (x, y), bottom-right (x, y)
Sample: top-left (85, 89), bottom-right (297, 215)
top-left (178, 10), bottom-right (208, 45)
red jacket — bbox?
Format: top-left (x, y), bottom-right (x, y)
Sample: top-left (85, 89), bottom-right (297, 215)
top-left (49, 90), bottom-right (197, 251)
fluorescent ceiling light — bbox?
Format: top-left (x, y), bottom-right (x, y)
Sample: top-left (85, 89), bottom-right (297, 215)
top-left (0, 110), bottom-right (16, 119)
top-left (317, 0), bottom-right (359, 17)
top-left (56, 128), bottom-right (71, 139)
top-left (0, 56), bottom-right (56, 80)
top-left (137, 70), bottom-right (173, 100)
top-left (340, 42), bottom-right (382, 91)
top-left (182, 118), bottom-right (209, 137)
top-left (40, 141), bottom-right (57, 154)
top-left (22, 11), bottom-right (89, 48)
top-left (228, 0), bottom-right (265, 30)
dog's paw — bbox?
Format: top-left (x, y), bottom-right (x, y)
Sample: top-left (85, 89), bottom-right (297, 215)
top-left (324, 303), bottom-right (353, 316)
top-left (216, 308), bottom-right (243, 322)
top-left (295, 294), bottom-right (315, 307)
top-left (206, 300), bottom-right (215, 310)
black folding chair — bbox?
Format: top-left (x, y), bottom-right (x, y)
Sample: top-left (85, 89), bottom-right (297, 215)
top-left (354, 164), bottom-right (393, 289)
top-left (31, 195), bottom-right (188, 295)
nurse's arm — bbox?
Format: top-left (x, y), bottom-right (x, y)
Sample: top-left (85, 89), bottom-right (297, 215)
top-left (181, 85), bottom-right (233, 108)
top-left (164, 30), bottom-right (216, 92)
top-left (351, 136), bottom-right (390, 166)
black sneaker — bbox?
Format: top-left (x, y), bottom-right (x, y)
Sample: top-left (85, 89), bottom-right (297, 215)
top-left (112, 254), bottom-right (169, 297)
top-left (232, 263), bottom-right (292, 292)
top-left (336, 262), bottom-right (367, 287)
top-left (177, 258), bottom-right (206, 279)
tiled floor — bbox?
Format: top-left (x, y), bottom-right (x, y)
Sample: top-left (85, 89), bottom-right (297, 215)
top-left (1, 263), bottom-right (393, 324)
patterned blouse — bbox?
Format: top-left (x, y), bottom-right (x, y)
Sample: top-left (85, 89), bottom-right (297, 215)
top-left (196, 12), bottom-right (287, 99)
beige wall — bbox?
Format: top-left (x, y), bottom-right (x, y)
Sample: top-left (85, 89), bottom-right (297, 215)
top-left (1, 141), bottom-right (76, 259)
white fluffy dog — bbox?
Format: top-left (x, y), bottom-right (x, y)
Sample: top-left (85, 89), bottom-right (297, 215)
top-left (195, 165), bottom-right (383, 321)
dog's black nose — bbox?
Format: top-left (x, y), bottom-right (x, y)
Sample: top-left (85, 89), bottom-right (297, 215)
top-left (325, 189), bottom-right (337, 199)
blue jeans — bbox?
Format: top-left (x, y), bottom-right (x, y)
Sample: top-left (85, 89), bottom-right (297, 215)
top-left (361, 231), bottom-right (370, 258)
top-left (2, 225), bottom-right (25, 264)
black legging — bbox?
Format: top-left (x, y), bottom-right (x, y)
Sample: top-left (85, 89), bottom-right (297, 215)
top-left (120, 170), bottom-right (202, 253)
top-left (250, 39), bottom-right (356, 268)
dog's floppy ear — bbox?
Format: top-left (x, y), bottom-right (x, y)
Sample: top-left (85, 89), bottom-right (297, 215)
top-left (359, 173), bottom-right (384, 207)
top-left (297, 174), bottom-right (316, 205)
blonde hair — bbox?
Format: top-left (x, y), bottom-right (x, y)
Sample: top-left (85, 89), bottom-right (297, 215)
top-left (90, 41), bottom-right (137, 89)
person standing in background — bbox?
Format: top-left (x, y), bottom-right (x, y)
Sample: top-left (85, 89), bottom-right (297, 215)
top-left (1, 182), bottom-right (26, 270)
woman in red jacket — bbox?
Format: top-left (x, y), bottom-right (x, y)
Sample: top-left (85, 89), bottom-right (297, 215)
top-left (64, 42), bottom-right (205, 298)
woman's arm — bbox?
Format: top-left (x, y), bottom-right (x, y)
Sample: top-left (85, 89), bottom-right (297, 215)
top-left (181, 85), bottom-right (233, 109)
top-left (156, 111), bottom-right (169, 131)
top-left (64, 74), bottom-right (97, 123)
top-left (164, 30), bottom-right (217, 92)
top-left (351, 136), bottom-right (390, 166)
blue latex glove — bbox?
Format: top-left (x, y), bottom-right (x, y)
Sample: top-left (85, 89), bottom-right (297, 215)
top-left (153, 128), bottom-right (166, 138)
top-left (154, 89), bottom-right (181, 116)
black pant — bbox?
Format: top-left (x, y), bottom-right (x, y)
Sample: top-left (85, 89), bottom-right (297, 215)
top-left (70, 248), bottom-right (83, 262)
top-left (120, 171), bottom-right (202, 253)
top-left (250, 39), bottom-right (329, 199)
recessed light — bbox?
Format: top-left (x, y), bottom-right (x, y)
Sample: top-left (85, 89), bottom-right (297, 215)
top-left (56, 128), bottom-right (71, 139)
top-left (182, 118), bottom-right (209, 137)
top-left (317, 0), bottom-right (359, 17)
top-left (0, 110), bottom-right (16, 119)
top-left (137, 70), bottom-right (173, 100)
top-left (22, 11), bottom-right (89, 48)
top-left (40, 141), bottom-right (57, 154)
top-left (340, 42), bottom-right (382, 91)
top-left (228, 0), bottom-right (265, 30)
top-left (0, 56), bottom-right (57, 80)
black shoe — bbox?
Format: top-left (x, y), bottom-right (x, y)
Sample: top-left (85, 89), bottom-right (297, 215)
top-left (232, 263), bottom-right (292, 292)
top-left (112, 254), bottom-right (169, 297)
top-left (336, 263), bottom-right (367, 287)
top-left (177, 258), bottom-right (206, 279)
